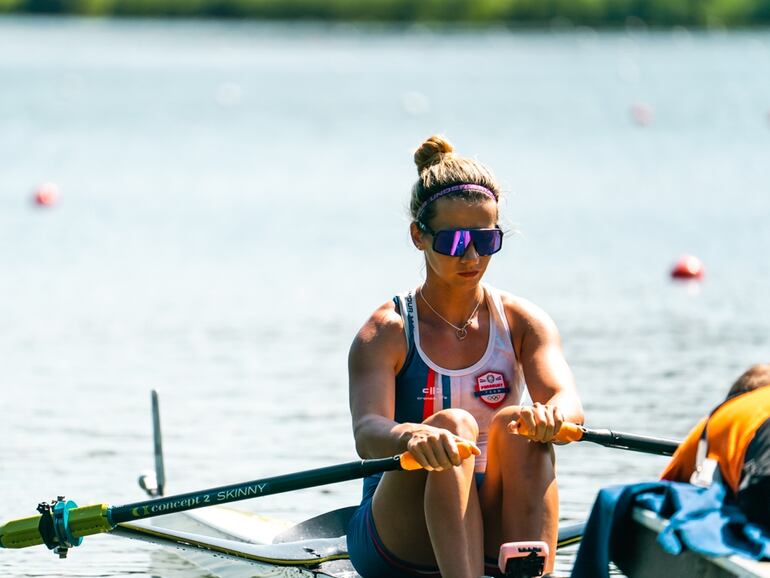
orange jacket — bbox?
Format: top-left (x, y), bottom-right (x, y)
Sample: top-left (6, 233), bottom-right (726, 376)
top-left (661, 386), bottom-right (770, 495)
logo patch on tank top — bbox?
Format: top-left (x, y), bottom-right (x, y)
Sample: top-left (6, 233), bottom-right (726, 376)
top-left (474, 372), bottom-right (509, 409)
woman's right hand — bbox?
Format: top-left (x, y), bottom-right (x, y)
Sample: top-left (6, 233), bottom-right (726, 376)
top-left (404, 425), bottom-right (480, 471)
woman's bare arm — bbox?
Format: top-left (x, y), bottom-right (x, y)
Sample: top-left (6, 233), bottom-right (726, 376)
top-left (349, 300), bottom-right (414, 458)
top-left (504, 294), bottom-right (584, 441)
top-left (349, 300), bottom-right (478, 469)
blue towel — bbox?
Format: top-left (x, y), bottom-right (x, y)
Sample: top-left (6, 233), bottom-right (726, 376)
top-left (570, 481), bottom-right (770, 578)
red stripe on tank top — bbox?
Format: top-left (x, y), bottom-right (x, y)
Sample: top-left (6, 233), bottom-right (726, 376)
top-left (422, 368), bottom-right (435, 421)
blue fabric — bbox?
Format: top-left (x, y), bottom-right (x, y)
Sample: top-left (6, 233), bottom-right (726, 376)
top-left (571, 481), bottom-right (770, 578)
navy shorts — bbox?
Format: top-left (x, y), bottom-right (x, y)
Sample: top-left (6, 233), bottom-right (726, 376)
top-left (347, 473), bottom-right (495, 578)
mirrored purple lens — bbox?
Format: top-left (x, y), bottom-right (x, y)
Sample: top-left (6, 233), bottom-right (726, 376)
top-left (433, 229), bottom-right (502, 256)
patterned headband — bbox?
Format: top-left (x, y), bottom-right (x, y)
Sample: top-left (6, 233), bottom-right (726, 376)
top-left (415, 184), bottom-right (497, 222)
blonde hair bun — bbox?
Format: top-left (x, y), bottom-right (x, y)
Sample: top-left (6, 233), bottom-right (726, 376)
top-left (414, 135), bottom-right (454, 174)
top-left (408, 134), bottom-right (500, 223)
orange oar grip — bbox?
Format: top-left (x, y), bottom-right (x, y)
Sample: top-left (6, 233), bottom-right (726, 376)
top-left (399, 440), bottom-right (477, 471)
top-left (514, 421), bottom-right (585, 443)
top-left (554, 422), bottom-right (584, 443)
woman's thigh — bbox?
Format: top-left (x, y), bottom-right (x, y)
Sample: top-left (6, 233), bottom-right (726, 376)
top-left (371, 408), bottom-right (481, 565)
top-left (371, 468), bottom-right (434, 563)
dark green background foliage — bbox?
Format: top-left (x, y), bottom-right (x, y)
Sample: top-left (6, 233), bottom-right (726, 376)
top-left (2, 0), bottom-right (770, 26)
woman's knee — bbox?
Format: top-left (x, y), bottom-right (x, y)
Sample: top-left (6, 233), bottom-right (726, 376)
top-left (489, 408), bottom-right (556, 471)
top-left (424, 408), bottom-right (479, 441)
top-left (488, 406), bottom-right (522, 441)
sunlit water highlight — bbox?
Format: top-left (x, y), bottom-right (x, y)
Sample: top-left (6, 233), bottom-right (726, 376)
top-left (1, 16), bottom-right (769, 577)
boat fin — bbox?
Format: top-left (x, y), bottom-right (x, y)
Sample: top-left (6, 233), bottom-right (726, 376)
top-left (272, 506), bottom-right (358, 544)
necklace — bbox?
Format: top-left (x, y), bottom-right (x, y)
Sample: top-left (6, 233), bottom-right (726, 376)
top-left (418, 288), bottom-right (483, 341)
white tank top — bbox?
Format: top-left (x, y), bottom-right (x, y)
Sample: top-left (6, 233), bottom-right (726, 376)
top-left (394, 283), bottom-right (528, 472)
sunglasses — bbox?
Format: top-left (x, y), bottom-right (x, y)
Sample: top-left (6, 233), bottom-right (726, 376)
top-left (417, 222), bottom-right (503, 257)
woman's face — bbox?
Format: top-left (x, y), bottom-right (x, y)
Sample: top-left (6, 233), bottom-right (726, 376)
top-left (411, 197), bottom-right (498, 287)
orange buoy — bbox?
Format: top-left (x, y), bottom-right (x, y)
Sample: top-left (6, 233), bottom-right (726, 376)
top-left (630, 103), bottom-right (653, 126)
top-left (670, 255), bottom-right (704, 280)
top-left (33, 182), bottom-right (59, 207)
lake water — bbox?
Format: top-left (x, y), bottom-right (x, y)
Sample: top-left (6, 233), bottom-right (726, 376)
top-left (1, 15), bottom-right (769, 577)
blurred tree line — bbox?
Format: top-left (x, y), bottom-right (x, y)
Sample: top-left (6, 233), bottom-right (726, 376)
top-left (2, 0), bottom-right (770, 26)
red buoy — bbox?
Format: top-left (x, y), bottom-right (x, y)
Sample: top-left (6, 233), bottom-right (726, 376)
top-left (671, 255), bottom-right (704, 280)
top-left (33, 182), bottom-right (59, 207)
top-left (630, 103), bottom-right (653, 126)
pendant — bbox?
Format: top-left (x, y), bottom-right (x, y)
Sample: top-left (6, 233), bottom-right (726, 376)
top-left (456, 327), bottom-right (468, 340)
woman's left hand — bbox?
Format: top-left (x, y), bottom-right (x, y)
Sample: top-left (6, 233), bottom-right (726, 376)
top-left (505, 402), bottom-right (564, 443)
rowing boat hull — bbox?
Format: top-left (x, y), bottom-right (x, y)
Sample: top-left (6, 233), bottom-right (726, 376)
top-left (115, 507), bottom-right (361, 577)
top-left (117, 505), bottom-right (585, 578)
top-left (612, 507), bottom-right (770, 578)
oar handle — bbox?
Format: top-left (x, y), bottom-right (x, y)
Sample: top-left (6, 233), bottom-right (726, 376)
top-left (554, 422), bottom-right (584, 442)
top-left (514, 421), bottom-right (585, 443)
top-left (513, 421), bottom-right (680, 456)
top-left (399, 440), bottom-right (478, 471)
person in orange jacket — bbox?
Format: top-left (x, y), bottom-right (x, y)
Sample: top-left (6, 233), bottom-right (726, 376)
top-left (661, 364), bottom-right (770, 527)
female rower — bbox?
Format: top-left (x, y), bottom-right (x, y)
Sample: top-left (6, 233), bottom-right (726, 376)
top-left (347, 135), bottom-right (584, 578)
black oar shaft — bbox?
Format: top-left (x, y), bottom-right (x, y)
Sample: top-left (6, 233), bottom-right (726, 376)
top-left (522, 422), bottom-right (681, 457)
top-left (580, 428), bottom-right (680, 456)
top-left (110, 456), bottom-right (400, 525)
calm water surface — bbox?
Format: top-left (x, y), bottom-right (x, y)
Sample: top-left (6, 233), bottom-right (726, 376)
top-left (1, 16), bottom-right (769, 577)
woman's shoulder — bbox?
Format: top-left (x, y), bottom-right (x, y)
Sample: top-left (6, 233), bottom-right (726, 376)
top-left (490, 287), bottom-right (545, 318)
top-left (491, 287), bottom-right (560, 336)
top-left (352, 298), bottom-right (406, 349)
